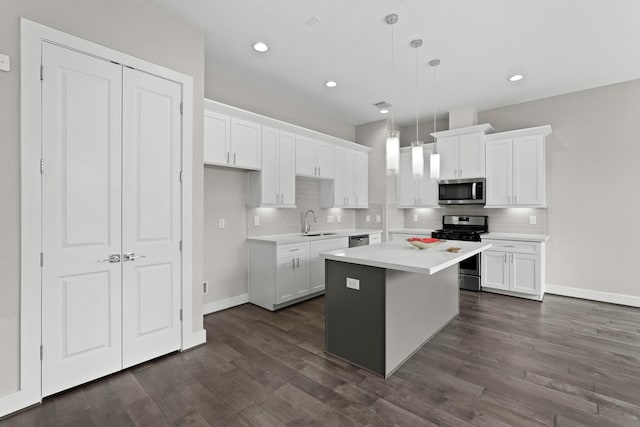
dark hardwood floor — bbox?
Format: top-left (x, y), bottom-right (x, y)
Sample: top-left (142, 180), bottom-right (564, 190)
top-left (3, 291), bottom-right (640, 426)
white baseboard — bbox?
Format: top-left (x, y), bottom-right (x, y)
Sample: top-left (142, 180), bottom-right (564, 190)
top-left (203, 293), bottom-right (249, 315)
top-left (545, 284), bottom-right (640, 308)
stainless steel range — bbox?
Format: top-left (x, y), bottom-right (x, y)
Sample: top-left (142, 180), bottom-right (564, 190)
top-left (432, 215), bottom-right (488, 291)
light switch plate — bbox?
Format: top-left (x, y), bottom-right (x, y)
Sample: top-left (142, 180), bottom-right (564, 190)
top-left (0, 54), bottom-right (10, 72)
top-left (254, 216), bottom-right (260, 226)
top-left (327, 215), bottom-right (334, 223)
top-left (365, 215), bottom-right (370, 222)
top-left (529, 216), bottom-right (537, 225)
top-left (413, 214), bottom-right (418, 222)
top-left (218, 218), bottom-right (226, 229)
top-left (337, 215), bottom-right (341, 223)
top-left (376, 215), bottom-right (381, 222)
top-left (346, 277), bottom-right (360, 290)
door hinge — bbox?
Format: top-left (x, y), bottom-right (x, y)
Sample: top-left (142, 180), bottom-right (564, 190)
top-left (179, 309), bottom-right (183, 321)
top-left (40, 252), bottom-right (44, 267)
top-left (40, 158), bottom-right (44, 174)
top-left (40, 345), bottom-right (43, 360)
top-left (179, 240), bottom-right (183, 252)
top-left (180, 103), bottom-right (183, 115)
top-left (40, 65), bottom-right (43, 81)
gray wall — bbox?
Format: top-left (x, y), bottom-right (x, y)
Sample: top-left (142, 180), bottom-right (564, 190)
top-left (0, 0), bottom-right (204, 397)
top-left (478, 79), bottom-right (640, 297)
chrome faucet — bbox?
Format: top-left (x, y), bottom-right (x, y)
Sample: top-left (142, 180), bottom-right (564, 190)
top-left (303, 209), bottom-right (317, 234)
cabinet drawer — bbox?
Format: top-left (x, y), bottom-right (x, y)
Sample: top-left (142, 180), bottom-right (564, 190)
top-left (482, 239), bottom-right (540, 254)
top-left (277, 242), bottom-right (309, 259)
top-left (369, 233), bottom-right (382, 245)
top-left (310, 237), bottom-right (348, 254)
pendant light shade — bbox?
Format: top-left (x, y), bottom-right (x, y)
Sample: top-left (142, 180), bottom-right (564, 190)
top-left (412, 141), bottom-right (424, 178)
top-left (430, 152), bottom-right (440, 180)
top-left (386, 130), bottom-right (400, 175)
top-left (429, 58), bottom-right (441, 181)
top-left (385, 13), bottom-right (400, 176)
top-left (410, 39), bottom-right (424, 179)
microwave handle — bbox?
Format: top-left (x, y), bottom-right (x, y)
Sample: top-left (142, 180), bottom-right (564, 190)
top-left (472, 182), bottom-right (477, 199)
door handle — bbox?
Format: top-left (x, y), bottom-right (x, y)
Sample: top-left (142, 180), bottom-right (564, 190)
top-left (233, 153), bottom-right (237, 164)
top-left (98, 254), bottom-right (120, 263)
top-left (318, 166), bottom-right (320, 176)
top-left (227, 152), bottom-right (230, 163)
top-left (123, 252), bottom-right (146, 262)
top-left (292, 258), bottom-right (295, 269)
top-left (296, 257), bottom-right (300, 268)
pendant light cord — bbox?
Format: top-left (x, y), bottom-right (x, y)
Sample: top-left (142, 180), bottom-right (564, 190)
top-left (390, 22), bottom-right (396, 133)
top-left (432, 61), bottom-right (437, 151)
top-left (415, 45), bottom-right (419, 142)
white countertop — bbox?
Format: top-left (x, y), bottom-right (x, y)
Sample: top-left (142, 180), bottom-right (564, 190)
top-left (321, 240), bottom-right (491, 275)
top-left (389, 228), bottom-right (549, 243)
top-left (389, 228), bottom-right (436, 235)
top-left (482, 232), bottom-right (549, 242)
top-left (247, 229), bottom-right (383, 245)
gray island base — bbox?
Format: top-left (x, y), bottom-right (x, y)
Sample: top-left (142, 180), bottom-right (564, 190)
top-left (322, 240), bottom-right (490, 377)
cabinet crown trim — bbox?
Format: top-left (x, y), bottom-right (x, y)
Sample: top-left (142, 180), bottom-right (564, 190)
top-left (431, 123), bottom-right (495, 139)
top-left (204, 98), bottom-right (370, 154)
top-left (484, 125), bottom-right (552, 141)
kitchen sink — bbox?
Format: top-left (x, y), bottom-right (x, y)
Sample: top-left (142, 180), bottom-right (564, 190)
top-left (299, 232), bottom-right (338, 237)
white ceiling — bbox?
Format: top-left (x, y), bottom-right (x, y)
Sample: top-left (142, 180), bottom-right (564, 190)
top-left (144, 0), bottom-right (640, 127)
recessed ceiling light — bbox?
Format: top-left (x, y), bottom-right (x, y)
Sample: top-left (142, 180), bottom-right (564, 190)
top-left (253, 42), bottom-right (269, 53)
top-left (379, 109), bottom-right (389, 114)
top-left (325, 80), bottom-right (337, 88)
top-left (508, 74), bottom-right (524, 82)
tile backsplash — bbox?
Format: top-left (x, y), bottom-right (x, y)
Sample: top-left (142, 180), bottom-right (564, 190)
top-left (247, 177), bottom-right (356, 236)
top-left (404, 205), bottom-right (548, 234)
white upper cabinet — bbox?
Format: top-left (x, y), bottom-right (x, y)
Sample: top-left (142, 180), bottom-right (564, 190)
top-left (397, 145), bottom-right (438, 208)
top-left (432, 124), bottom-right (494, 180)
top-left (203, 111), bottom-right (230, 165)
top-left (204, 110), bottom-right (261, 170)
top-left (485, 125), bottom-right (551, 208)
top-left (321, 147), bottom-right (368, 209)
top-left (247, 127), bottom-right (296, 207)
top-left (296, 135), bottom-right (334, 179)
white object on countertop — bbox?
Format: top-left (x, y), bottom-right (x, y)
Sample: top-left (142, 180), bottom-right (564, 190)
top-left (322, 240), bottom-right (491, 276)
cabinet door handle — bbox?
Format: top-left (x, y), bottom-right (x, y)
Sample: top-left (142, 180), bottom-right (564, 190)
top-left (504, 253), bottom-right (507, 263)
top-left (356, 197), bottom-right (358, 206)
top-left (318, 166), bottom-right (321, 176)
top-left (459, 168), bottom-right (462, 177)
top-left (233, 153), bottom-right (237, 164)
top-left (227, 152), bottom-right (230, 163)
top-left (503, 245), bottom-right (515, 248)
top-left (296, 257), bottom-right (300, 268)
top-left (514, 195), bottom-right (517, 204)
top-left (292, 258), bottom-right (295, 269)
top-left (511, 254), bottom-right (514, 264)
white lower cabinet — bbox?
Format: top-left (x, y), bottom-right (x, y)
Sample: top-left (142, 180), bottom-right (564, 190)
top-left (309, 237), bottom-right (349, 293)
top-left (369, 232), bottom-right (382, 245)
top-left (249, 242), bottom-right (311, 310)
top-left (481, 238), bottom-right (545, 300)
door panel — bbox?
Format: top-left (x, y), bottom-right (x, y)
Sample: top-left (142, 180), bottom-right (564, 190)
top-left (295, 135), bottom-right (316, 176)
top-left (458, 133), bottom-right (484, 178)
top-left (41, 42), bottom-right (123, 397)
top-left (511, 253), bottom-right (538, 294)
top-left (260, 126), bottom-right (279, 204)
top-left (485, 139), bottom-right (513, 206)
top-left (437, 136), bottom-right (458, 180)
top-left (316, 141), bottom-right (334, 179)
top-left (481, 251), bottom-right (509, 290)
top-left (513, 135), bottom-right (544, 205)
top-left (279, 131), bottom-right (296, 205)
top-left (231, 118), bottom-right (261, 169)
top-left (354, 151), bottom-right (368, 207)
top-left (122, 67), bottom-right (182, 368)
top-left (203, 111), bottom-right (230, 165)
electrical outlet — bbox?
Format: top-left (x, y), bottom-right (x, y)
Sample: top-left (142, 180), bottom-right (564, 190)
top-left (327, 215), bottom-right (334, 223)
top-left (0, 54), bottom-right (10, 72)
top-left (254, 216), bottom-right (260, 226)
top-left (346, 277), bottom-right (360, 290)
top-left (529, 215), bottom-right (537, 225)
top-left (365, 215), bottom-right (371, 222)
top-left (203, 280), bottom-right (209, 295)
top-left (337, 215), bottom-right (341, 223)
top-left (218, 218), bottom-right (225, 229)
top-left (413, 214), bottom-right (418, 222)
top-left (376, 215), bottom-right (381, 223)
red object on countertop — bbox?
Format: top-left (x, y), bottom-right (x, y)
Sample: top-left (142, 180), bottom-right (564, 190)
top-left (406, 237), bottom-right (441, 243)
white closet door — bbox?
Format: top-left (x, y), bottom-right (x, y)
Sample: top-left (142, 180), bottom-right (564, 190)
top-left (121, 68), bottom-right (182, 368)
top-left (41, 43), bottom-right (123, 396)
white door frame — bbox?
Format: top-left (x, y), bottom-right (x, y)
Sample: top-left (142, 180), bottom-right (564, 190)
top-left (6, 18), bottom-right (201, 416)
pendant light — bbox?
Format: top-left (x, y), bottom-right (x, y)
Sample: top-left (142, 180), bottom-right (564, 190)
top-left (385, 14), bottom-right (400, 176)
top-left (429, 59), bottom-right (441, 181)
top-left (410, 39), bottom-right (424, 179)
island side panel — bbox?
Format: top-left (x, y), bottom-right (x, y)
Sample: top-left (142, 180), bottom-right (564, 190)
top-left (325, 259), bottom-right (386, 376)
top-left (385, 265), bottom-right (459, 377)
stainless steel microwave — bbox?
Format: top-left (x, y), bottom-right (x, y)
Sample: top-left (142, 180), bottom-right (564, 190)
top-left (438, 178), bottom-right (485, 205)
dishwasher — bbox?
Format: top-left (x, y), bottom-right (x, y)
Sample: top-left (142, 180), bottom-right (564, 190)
top-left (348, 234), bottom-right (369, 247)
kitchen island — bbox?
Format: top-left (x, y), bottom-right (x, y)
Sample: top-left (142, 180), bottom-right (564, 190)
top-left (321, 239), bottom-right (491, 377)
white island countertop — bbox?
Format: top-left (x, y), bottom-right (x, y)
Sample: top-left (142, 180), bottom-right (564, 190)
top-left (322, 240), bottom-right (491, 276)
